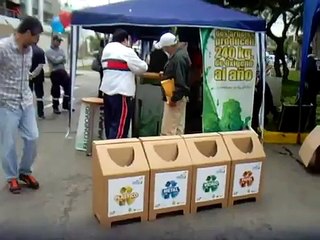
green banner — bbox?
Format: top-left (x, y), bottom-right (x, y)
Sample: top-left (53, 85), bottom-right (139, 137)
top-left (200, 28), bottom-right (257, 132)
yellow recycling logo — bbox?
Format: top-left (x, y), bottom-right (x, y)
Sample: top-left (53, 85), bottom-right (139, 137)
top-left (114, 186), bottom-right (139, 206)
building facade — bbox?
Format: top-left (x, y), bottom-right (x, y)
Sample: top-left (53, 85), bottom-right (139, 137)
top-left (0, 0), bottom-right (69, 67)
top-left (0, 0), bottom-right (60, 23)
top-left (9, 0), bottom-right (61, 24)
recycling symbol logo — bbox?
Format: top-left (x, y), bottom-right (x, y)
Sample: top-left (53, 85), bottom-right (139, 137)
top-left (239, 171), bottom-right (254, 188)
top-left (202, 175), bottom-right (219, 193)
top-left (114, 186), bottom-right (139, 206)
top-left (161, 180), bottom-right (180, 199)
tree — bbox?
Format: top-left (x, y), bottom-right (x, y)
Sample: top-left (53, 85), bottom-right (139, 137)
top-left (206, 0), bottom-right (303, 80)
top-left (88, 36), bottom-right (101, 52)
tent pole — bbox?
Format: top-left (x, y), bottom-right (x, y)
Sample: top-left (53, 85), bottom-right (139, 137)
top-left (254, 32), bottom-right (260, 131)
top-left (297, 84), bottom-right (303, 144)
top-left (260, 32), bottom-right (266, 141)
top-left (256, 32), bottom-right (266, 141)
top-left (66, 25), bottom-right (80, 138)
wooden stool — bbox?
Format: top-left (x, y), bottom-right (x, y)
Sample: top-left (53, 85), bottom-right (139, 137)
top-left (81, 97), bottom-right (104, 156)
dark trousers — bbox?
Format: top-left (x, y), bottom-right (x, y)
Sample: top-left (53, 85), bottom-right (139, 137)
top-left (252, 90), bottom-right (262, 132)
top-left (302, 85), bottom-right (319, 129)
top-left (50, 69), bottom-right (71, 110)
top-left (29, 77), bottom-right (44, 117)
top-left (252, 81), bottom-right (277, 131)
top-left (103, 94), bottom-right (134, 139)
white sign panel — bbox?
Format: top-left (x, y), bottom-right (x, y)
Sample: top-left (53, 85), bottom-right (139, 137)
top-left (108, 176), bottom-right (145, 217)
top-left (195, 165), bottom-right (227, 203)
top-left (232, 162), bottom-right (262, 197)
top-left (154, 170), bottom-right (189, 210)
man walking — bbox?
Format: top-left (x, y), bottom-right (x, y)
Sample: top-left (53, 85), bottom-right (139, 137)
top-left (46, 35), bottom-right (70, 114)
top-left (100, 29), bottom-right (148, 139)
top-left (29, 42), bottom-right (46, 119)
top-left (155, 33), bottom-right (191, 135)
top-left (0, 16), bottom-right (43, 193)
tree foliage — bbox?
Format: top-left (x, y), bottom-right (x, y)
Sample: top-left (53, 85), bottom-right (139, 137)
top-left (219, 99), bottom-right (250, 131)
top-left (88, 36), bottom-right (101, 52)
top-left (206, 0), bottom-right (303, 80)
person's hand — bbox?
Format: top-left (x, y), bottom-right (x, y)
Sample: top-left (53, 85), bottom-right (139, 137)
top-left (29, 72), bottom-right (34, 80)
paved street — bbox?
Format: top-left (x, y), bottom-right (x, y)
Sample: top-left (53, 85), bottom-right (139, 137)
top-left (0, 71), bottom-right (320, 240)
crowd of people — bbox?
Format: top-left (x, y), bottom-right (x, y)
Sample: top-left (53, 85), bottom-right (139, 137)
top-left (27, 35), bottom-right (71, 118)
top-left (2, 16), bottom-right (317, 195)
top-left (0, 16), bottom-right (282, 194)
top-left (0, 16), bottom-right (193, 194)
top-left (96, 29), bottom-right (192, 140)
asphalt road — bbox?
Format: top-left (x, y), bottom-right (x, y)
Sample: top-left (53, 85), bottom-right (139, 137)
top-left (0, 71), bottom-right (320, 240)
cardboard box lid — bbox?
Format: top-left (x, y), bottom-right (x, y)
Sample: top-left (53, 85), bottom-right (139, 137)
top-left (94, 141), bottom-right (150, 176)
top-left (141, 138), bottom-right (192, 170)
top-left (93, 138), bottom-right (140, 146)
top-left (181, 133), bottom-right (220, 139)
top-left (221, 132), bottom-right (266, 161)
top-left (184, 135), bottom-right (231, 164)
top-left (140, 135), bottom-right (182, 142)
top-left (299, 126), bottom-right (320, 168)
top-left (219, 129), bottom-right (258, 137)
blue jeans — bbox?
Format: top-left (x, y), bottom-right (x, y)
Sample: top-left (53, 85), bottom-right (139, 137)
top-left (0, 105), bottom-right (39, 181)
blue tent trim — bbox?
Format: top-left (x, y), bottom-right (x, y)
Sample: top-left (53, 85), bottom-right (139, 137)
top-left (300, 0), bottom-right (320, 98)
top-left (71, 0), bottom-right (265, 32)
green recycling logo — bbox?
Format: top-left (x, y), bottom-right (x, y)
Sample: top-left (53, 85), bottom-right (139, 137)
top-left (202, 175), bottom-right (219, 193)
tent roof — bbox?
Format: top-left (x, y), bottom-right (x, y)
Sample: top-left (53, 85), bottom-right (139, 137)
top-left (71, 0), bottom-right (265, 32)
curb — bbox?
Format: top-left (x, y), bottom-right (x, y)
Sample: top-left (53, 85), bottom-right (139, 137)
top-left (263, 130), bottom-right (309, 144)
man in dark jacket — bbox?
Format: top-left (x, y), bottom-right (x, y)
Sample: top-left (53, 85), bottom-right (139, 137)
top-left (303, 47), bottom-right (320, 128)
top-left (155, 33), bottom-right (191, 135)
top-left (29, 42), bottom-right (46, 119)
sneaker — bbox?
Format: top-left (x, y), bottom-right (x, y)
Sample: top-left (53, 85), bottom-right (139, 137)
top-left (19, 174), bottom-right (40, 190)
top-left (53, 108), bottom-right (61, 115)
top-left (62, 107), bottom-right (75, 112)
top-left (8, 179), bottom-right (21, 194)
top-left (38, 115), bottom-right (45, 120)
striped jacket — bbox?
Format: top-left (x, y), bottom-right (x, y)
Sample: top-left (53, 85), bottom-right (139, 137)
top-left (100, 42), bottom-right (148, 97)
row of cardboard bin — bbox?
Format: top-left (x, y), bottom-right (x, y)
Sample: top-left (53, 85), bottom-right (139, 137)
top-left (92, 130), bottom-right (266, 228)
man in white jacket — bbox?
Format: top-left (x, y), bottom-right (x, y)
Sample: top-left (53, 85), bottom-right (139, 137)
top-left (100, 29), bottom-right (148, 139)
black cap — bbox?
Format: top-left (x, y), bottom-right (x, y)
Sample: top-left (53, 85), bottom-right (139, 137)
top-left (52, 35), bottom-right (63, 42)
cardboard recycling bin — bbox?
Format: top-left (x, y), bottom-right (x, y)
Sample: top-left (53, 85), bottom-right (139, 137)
top-left (182, 133), bottom-right (231, 213)
top-left (221, 131), bottom-right (266, 206)
top-left (92, 138), bottom-right (150, 227)
top-left (140, 136), bottom-right (192, 220)
top-left (299, 126), bottom-right (320, 171)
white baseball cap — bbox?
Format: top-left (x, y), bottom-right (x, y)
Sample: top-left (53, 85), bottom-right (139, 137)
top-left (154, 33), bottom-right (178, 49)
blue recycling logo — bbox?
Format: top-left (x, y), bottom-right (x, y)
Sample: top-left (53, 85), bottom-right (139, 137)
top-left (161, 180), bottom-right (180, 199)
